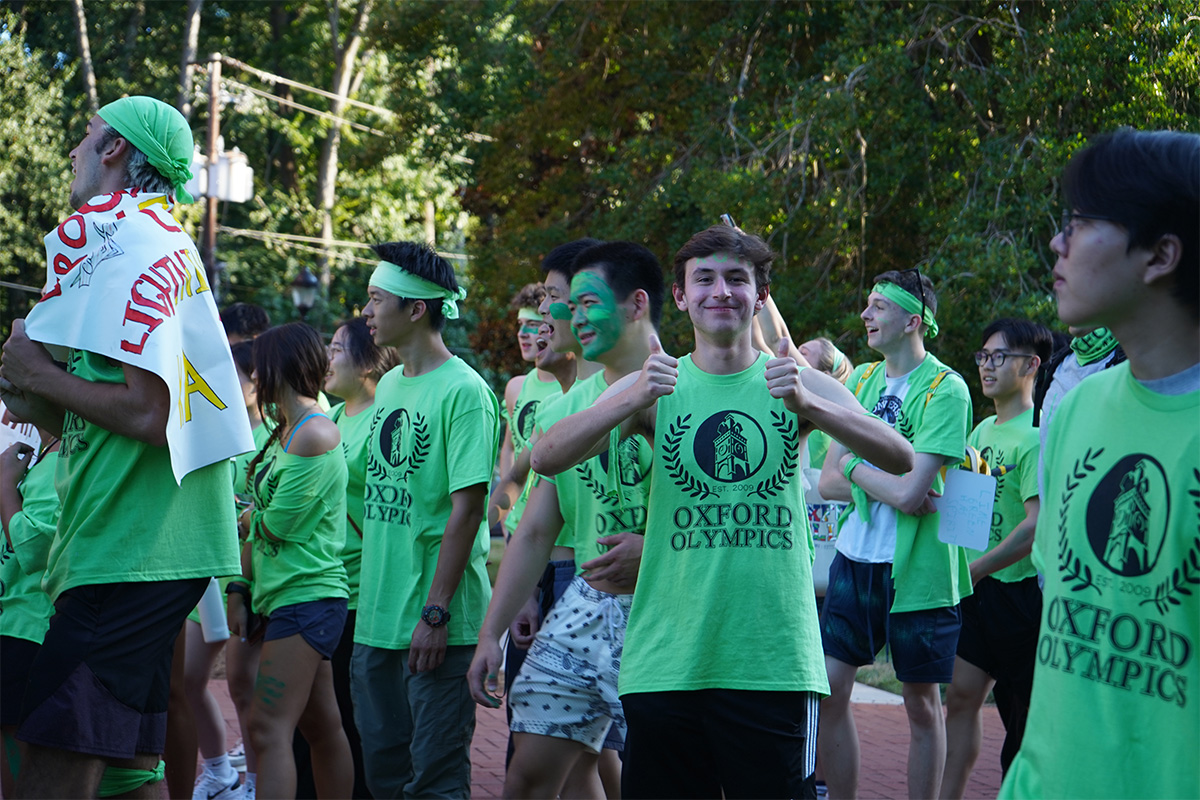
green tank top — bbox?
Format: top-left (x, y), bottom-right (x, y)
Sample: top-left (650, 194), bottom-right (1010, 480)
top-left (620, 353), bottom-right (829, 696)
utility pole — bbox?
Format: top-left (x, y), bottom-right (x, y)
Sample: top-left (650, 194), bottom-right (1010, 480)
top-left (203, 53), bottom-right (221, 293)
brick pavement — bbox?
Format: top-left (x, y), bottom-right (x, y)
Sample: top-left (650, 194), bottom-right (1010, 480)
top-left (207, 681), bottom-right (1004, 799)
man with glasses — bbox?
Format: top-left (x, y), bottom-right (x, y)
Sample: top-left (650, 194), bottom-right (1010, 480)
top-left (817, 268), bottom-right (973, 800)
top-left (941, 318), bottom-right (1052, 799)
top-left (998, 130), bottom-right (1198, 799)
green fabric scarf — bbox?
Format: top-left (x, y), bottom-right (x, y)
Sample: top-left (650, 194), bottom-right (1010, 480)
top-left (97, 97), bottom-right (195, 203)
top-left (1070, 327), bottom-right (1118, 366)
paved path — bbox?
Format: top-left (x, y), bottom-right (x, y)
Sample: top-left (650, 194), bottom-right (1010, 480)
top-left (209, 680), bottom-right (1005, 799)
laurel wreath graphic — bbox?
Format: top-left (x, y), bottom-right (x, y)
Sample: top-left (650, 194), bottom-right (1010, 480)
top-left (366, 408), bottom-right (389, 481)
top-left (1140, 468), bottom-right (1200, 615)
top-left (750, 411), bottom-right (799, 500)
top-left (897, 409), bottom-right (915, 443)
top-left (365, 410), bottom-right (429, 482)
top-left (662, 414), bottom-right (714, 500)
top-left (1057, 447), bottom-right (1103, 594)
top-left (577, 460), bottom-right (619, 506)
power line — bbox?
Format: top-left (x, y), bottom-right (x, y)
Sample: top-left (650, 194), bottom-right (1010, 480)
top-left (219, 226), bottom-right (469, 262)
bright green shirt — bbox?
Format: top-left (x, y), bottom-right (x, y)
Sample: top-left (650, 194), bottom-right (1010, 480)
top-left (844, 354), bottom-right (973, 612)
top-left (47, 349), bottom-right (240, 601)
top-left (538, 371), bottom-right (652, 573)
top-left (355, 358), bottom-right (500, 649)
top-left (2, 449), bottom-right (59, 644)
top-left (966, 409), bottom-right (1039, 582)
top-left (1000, 364), bottom-right (1199, 799)
top-left (504, 370), bottom-right (563, 536)
top-left (621, 354), bottom-right (828, 695)
top-left (331, 402), bottom-right (376, 609)
top-left (248, 437), bottom-right (349, 617)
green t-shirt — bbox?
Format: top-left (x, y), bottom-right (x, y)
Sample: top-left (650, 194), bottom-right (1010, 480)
top-left (504, 370), bottom-right (564, 536)
top-left (807, 429), bottom-right (832, 473)
top-left (844, 354), bottom-right (973, 612)
top-left (331, 401), bottom-right (376, 609)
top-left (248, 437), bottom-right (349, 617)
top-left (999, 364), bottom-right (1199, 800)
top-left (621, 354), bottom-right (828, 696)
top-left (47, 349), bottom-right (240, 601)
top-left (355, 357), bottom-right (500, 649)
top-left (2, 450), bottom-right (59, 644)
top-left (966, 409), bottom-right (1039, 582)
top-left (233, 422), bottom-right (274, 509)
top-left (538, 371), bottom-right (652, 572)
top-left (526, 391), bottom-right (575, 549)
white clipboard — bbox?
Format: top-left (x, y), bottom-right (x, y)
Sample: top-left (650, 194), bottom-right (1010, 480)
top-left (935, 469), bottom-right (995, 551)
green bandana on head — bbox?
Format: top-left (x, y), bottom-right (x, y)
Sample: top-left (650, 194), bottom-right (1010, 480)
top-left (873, 281), bottom-right (939, 338)
top-left (368, 260), bottom-right (467, 319)
top-left (97, 96), bottom-right (195, 204)
top-left (1070, 327), bottom-right (1118, 366)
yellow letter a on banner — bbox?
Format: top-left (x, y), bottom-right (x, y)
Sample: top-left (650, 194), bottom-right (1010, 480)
top-left (179, 352), bottom-right (227, 423)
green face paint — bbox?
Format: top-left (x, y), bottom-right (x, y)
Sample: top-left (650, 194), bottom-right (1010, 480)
top-left (548, 302), bottom-right (572, 322)
top-left (570, 270), bottom-right (624, 360)
top-left (518, 321), bottom-right (541, 337)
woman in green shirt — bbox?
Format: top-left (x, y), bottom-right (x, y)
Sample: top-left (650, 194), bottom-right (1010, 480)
top-left (227, 323), bottom-right (352, 799)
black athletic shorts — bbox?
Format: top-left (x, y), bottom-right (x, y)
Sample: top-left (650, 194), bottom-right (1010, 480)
top-left (17, 578), bottom-right (207, 759)
top-left (956, 575), bottom-right (1041, 686)
top-left (1, 636), bottom-right (41, 727)
top-left (820, 553), bottom-right (961, 684)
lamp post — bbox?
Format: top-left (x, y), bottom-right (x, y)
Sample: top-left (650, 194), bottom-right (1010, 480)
top-left (291, 267), bottom-right (320, 320)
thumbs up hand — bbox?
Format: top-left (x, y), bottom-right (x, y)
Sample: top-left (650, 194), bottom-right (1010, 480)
top-left (765, 337), bottom-right (807, 415)
top-left (634, 333), bottom-right (679, 406)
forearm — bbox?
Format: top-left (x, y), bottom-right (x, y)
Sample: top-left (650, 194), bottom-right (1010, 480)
top-left (970, 515), bottom-right (1037, 583)
top-left (804, 399), bottom-right (913, 475)
top-left (532, 387), bottom-right (646, 476)
top-left (479, 483), bottom-right (563, 640)
top-left (24, 362), bottom-right (168, 445)
top-left (847, 459), bottom-right (938, 516)
top-left (0, 383), bottom-right (65, 436)
top-left (818, 446), bottom-right (854, 502)
top-left (426, 504), bottom-right (485, 611)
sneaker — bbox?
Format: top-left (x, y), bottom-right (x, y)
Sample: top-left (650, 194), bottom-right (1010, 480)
top-left (192, 770), bottom-right (241, 800)
top-left (227, 740), bottom-right (246, 771)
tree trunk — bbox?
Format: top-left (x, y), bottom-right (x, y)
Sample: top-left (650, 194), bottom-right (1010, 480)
top-left (314, 0), bottom-right (374, 287)
top-left (70, 0), bottom-right (99, 113)
top-left (178, 0), bottom-right (203, 118)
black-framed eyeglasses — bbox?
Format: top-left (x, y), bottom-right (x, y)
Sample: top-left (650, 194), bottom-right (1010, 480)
top-left (974, 350), bottom-right (1036, 368)
top-left (898, 266), bottom-right (927, 323)
top-left (1059, 210), bottom-right (1117, 241)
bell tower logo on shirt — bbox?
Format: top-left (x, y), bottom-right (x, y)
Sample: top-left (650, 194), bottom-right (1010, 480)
top-left (515, 400), bottom-right (540, 443)
top-left (693, 411), bottom-right (767, 482)
top-left (578, 436), bottom-right (646, 506)
top-left (1086, 454), bottom-right (1171, 578)
top-left (369, 408), bottom-right (429, 481)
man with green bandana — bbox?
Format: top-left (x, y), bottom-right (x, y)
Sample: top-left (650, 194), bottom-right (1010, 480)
top-left (467, 241), bottom-right (663, 799)
top-left (351, 241), bottom-right (500, 799)
top-left (817, 268), bottom-right (973, 800)
top-left (0, 96), bottom-right (244, 800)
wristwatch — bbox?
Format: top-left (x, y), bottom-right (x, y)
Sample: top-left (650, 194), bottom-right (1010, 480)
top-left (421, 604), bottom-right (451, 628)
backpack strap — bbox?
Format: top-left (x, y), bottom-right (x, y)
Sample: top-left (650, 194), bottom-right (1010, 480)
top-left (853, 361), bottom-right (883, 400)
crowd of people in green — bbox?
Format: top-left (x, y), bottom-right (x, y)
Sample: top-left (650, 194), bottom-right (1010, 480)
top-left (0, 93), bottom-right (1196, 800)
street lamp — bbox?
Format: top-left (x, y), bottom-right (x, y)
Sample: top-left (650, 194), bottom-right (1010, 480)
top-left (291, 267), bottom-right (320, 319)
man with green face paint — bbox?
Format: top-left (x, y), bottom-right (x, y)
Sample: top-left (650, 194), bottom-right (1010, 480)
top-left (468, 241), bottom-right (664, 798)
top-left (0, 97), bottom-right (247, 799)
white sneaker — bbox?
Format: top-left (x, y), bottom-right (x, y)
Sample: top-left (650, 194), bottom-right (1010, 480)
top-left (192, 770), bottom-right (241, 800)
top-left (227, 740), bottom-right (246, 771)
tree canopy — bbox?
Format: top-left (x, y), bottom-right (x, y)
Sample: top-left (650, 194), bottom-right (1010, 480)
top-left (2, 0), bottom-right (1196, 414)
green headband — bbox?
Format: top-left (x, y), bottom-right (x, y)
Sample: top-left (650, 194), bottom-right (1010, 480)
top-left (830, 348), bottom-right (846, 373)
top-left (97, 96), bottom-right (195, 204)
top-left (873, 281), bottom-right (939, 338)
top-left (517, 308), bottom-right (542, 323)
top-left (369, 260), bottom-right (467, 319)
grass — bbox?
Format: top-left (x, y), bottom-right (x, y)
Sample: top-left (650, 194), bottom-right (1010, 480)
top-left (856, 659), bottom-right (903, 695)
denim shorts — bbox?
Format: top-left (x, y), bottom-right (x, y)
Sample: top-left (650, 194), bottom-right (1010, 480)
top-left (264, 597), bottom-right (348, 660)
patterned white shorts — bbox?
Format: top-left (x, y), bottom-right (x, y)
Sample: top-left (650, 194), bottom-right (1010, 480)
top-left (508, 576), bottom-right (632, 752)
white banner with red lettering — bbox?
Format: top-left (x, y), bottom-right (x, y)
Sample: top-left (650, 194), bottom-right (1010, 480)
top-left (24, 190), bottom-right (254, 483)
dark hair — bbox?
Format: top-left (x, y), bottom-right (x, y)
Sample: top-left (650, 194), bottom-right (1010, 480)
top-left (873, 269), bottom-right (938, 321)
top-left (336, 317), bottom-right (400, 383)
top-left (221, 302), bottom-right (271, 339)
top-left (246, 322), bottom-right (329, 477)
top-left (672, 226), bottom-right (775, 289)
top-left (230, 340), bottom-right (254, 378)
top-left (541, 238), bottom-right (604, 279)
top-left (980, 318), bottom-right (1054, 363)
top-left (370, 241), bottom-right (459, 332)
top-left (1064, 128), bottom-right (1199, 316)
top-left (570, 241), bottom-right (666, 329)
top-left (510, 282), bottom-right (545, 311)
top-left (805, 337), bottom-right (854, 383)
